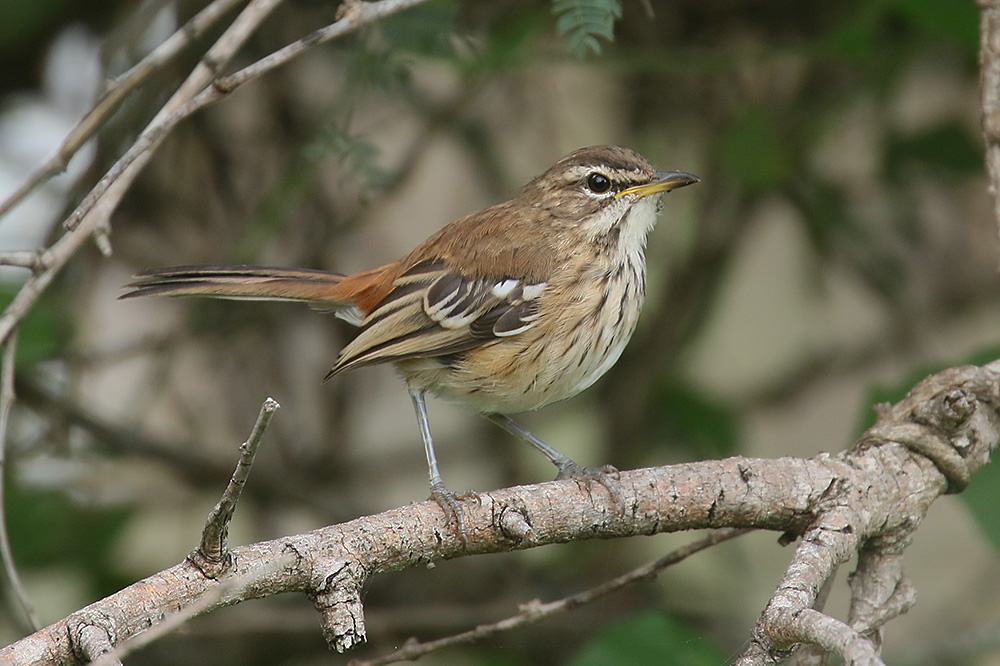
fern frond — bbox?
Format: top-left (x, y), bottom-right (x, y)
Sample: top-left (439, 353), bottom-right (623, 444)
top-left (552, 0), bottom-right (623, 58)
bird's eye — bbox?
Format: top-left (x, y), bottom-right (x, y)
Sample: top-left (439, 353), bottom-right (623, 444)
top-left (586, 172), bottom-right (611, 194)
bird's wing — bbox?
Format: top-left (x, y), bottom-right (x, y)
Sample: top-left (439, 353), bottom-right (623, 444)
top-left (325, 260), bottom-right (545, 379)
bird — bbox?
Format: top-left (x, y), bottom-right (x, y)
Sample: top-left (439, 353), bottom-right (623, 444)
top-left (121, 145), bottom-right (699, 540)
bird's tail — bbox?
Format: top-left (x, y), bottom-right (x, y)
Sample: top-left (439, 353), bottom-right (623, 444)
top-left (120, 265), bottom-right (364, 322)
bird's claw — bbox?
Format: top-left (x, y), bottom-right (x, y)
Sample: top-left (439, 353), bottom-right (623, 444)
top-left (555, 461), bottom-right (623, 506)
top-left (429, 482), bottom-right (478, 544)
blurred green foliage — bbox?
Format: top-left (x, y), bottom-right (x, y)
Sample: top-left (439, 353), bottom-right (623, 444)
top-left (962, 458), bottom-right (1000, 552)
top-left (0, 0), bottom-right (128, 93)
top-left (6, 476), bottom-right (132, 596)
top-left (568, 611), bottom-right (726, 666)
top-left (380, 0), bottom-right (461, 57)
top-left (552, 0), bottom-right (622, 58)
top-left (0, 0), bottom-right (74, 49)
top-left (886, 122), bottom-right (984, 176)
top-left (650, 380), bottom-right (740, 459)
top-left (0, 285), bottom-right (69, 366)
top-left (824, 0), bottom-right (978, 61)
top-left (717, 106), bottom-right (795, 193)
top-left (890, 0), bottom-right (979, 50)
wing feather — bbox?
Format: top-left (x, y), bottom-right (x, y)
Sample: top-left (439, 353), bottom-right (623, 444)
top-left (325, 261), bottom-right (547, 379)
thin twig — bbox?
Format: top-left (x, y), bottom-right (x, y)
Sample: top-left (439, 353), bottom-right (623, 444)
top-left (63, 0), bottom-right (285, 234)
top-left (104, 0), bottom-right (247, 96)
top-left (0, 251), bottom-right (48, 272)
top-left (0, 0), bottom-right (285, 348)
top-left (214, 0), bottom-right (433, 93)
top-left (349, 528), bottom-right (751, 666)
top-left (0, 0), bottom-right (247, 222)
top-left (0, 330), bottom-right (42, 630)
top-left (193, 397), bottom-right (279, 576)
top-left (13, 373), bottom-right (332, 507)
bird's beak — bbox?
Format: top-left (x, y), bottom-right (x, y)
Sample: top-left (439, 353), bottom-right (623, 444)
top-left (616, 171), bottom-right (700, 199)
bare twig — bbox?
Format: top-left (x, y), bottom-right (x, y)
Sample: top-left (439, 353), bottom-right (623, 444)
top-left (0, 252), bottom-right (48, 272)
top-left (0, 331), bottom-right (41, 630)
top-left (349, 528), bottom-right (750, 666)
top-left (0, 0), bottom-right (247, 222)
top-left (104, 0), bottom-right (247, 95)
top-left (63, 0), bottom-right (285, 236)
top-left (213, 0), bottom-right (433, 94)
top-left (191, 397), bottom-right (279, 577)
top-left (58, 0), bottom-right (436, 236)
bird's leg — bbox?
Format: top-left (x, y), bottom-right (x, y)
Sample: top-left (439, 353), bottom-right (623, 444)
top-left (483, 413), bottom-right (622, 504)
top-left (409, 388), bottom-right (471, 542)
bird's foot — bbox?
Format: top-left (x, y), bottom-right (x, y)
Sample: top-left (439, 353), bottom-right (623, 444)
top-left (555, 461), bottom-right (623, 506)
top-left (429, 481), bottom-right (479, 544)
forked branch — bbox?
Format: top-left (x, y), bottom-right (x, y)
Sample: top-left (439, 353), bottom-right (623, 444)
top-left (736, 363), bottom-right (1000, 665)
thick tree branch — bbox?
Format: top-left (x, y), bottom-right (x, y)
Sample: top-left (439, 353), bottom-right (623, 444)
top-left (737, 363), bottom-right (1000, 666)
top-left (0, 3), bottom-right (996, 664)
top-left (350, 527), bottom-right (751, 666)
top-left (2, 362), bottom-right (996, 665)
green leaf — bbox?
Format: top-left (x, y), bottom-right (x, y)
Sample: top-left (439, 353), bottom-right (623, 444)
top-left (552, 0), bottom-right (623, 58)
top-left (569, 610), bottom-right (726, 666)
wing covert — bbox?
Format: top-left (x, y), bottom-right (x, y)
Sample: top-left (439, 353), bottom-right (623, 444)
top-left (324, 260), bottom-right (547, 379)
